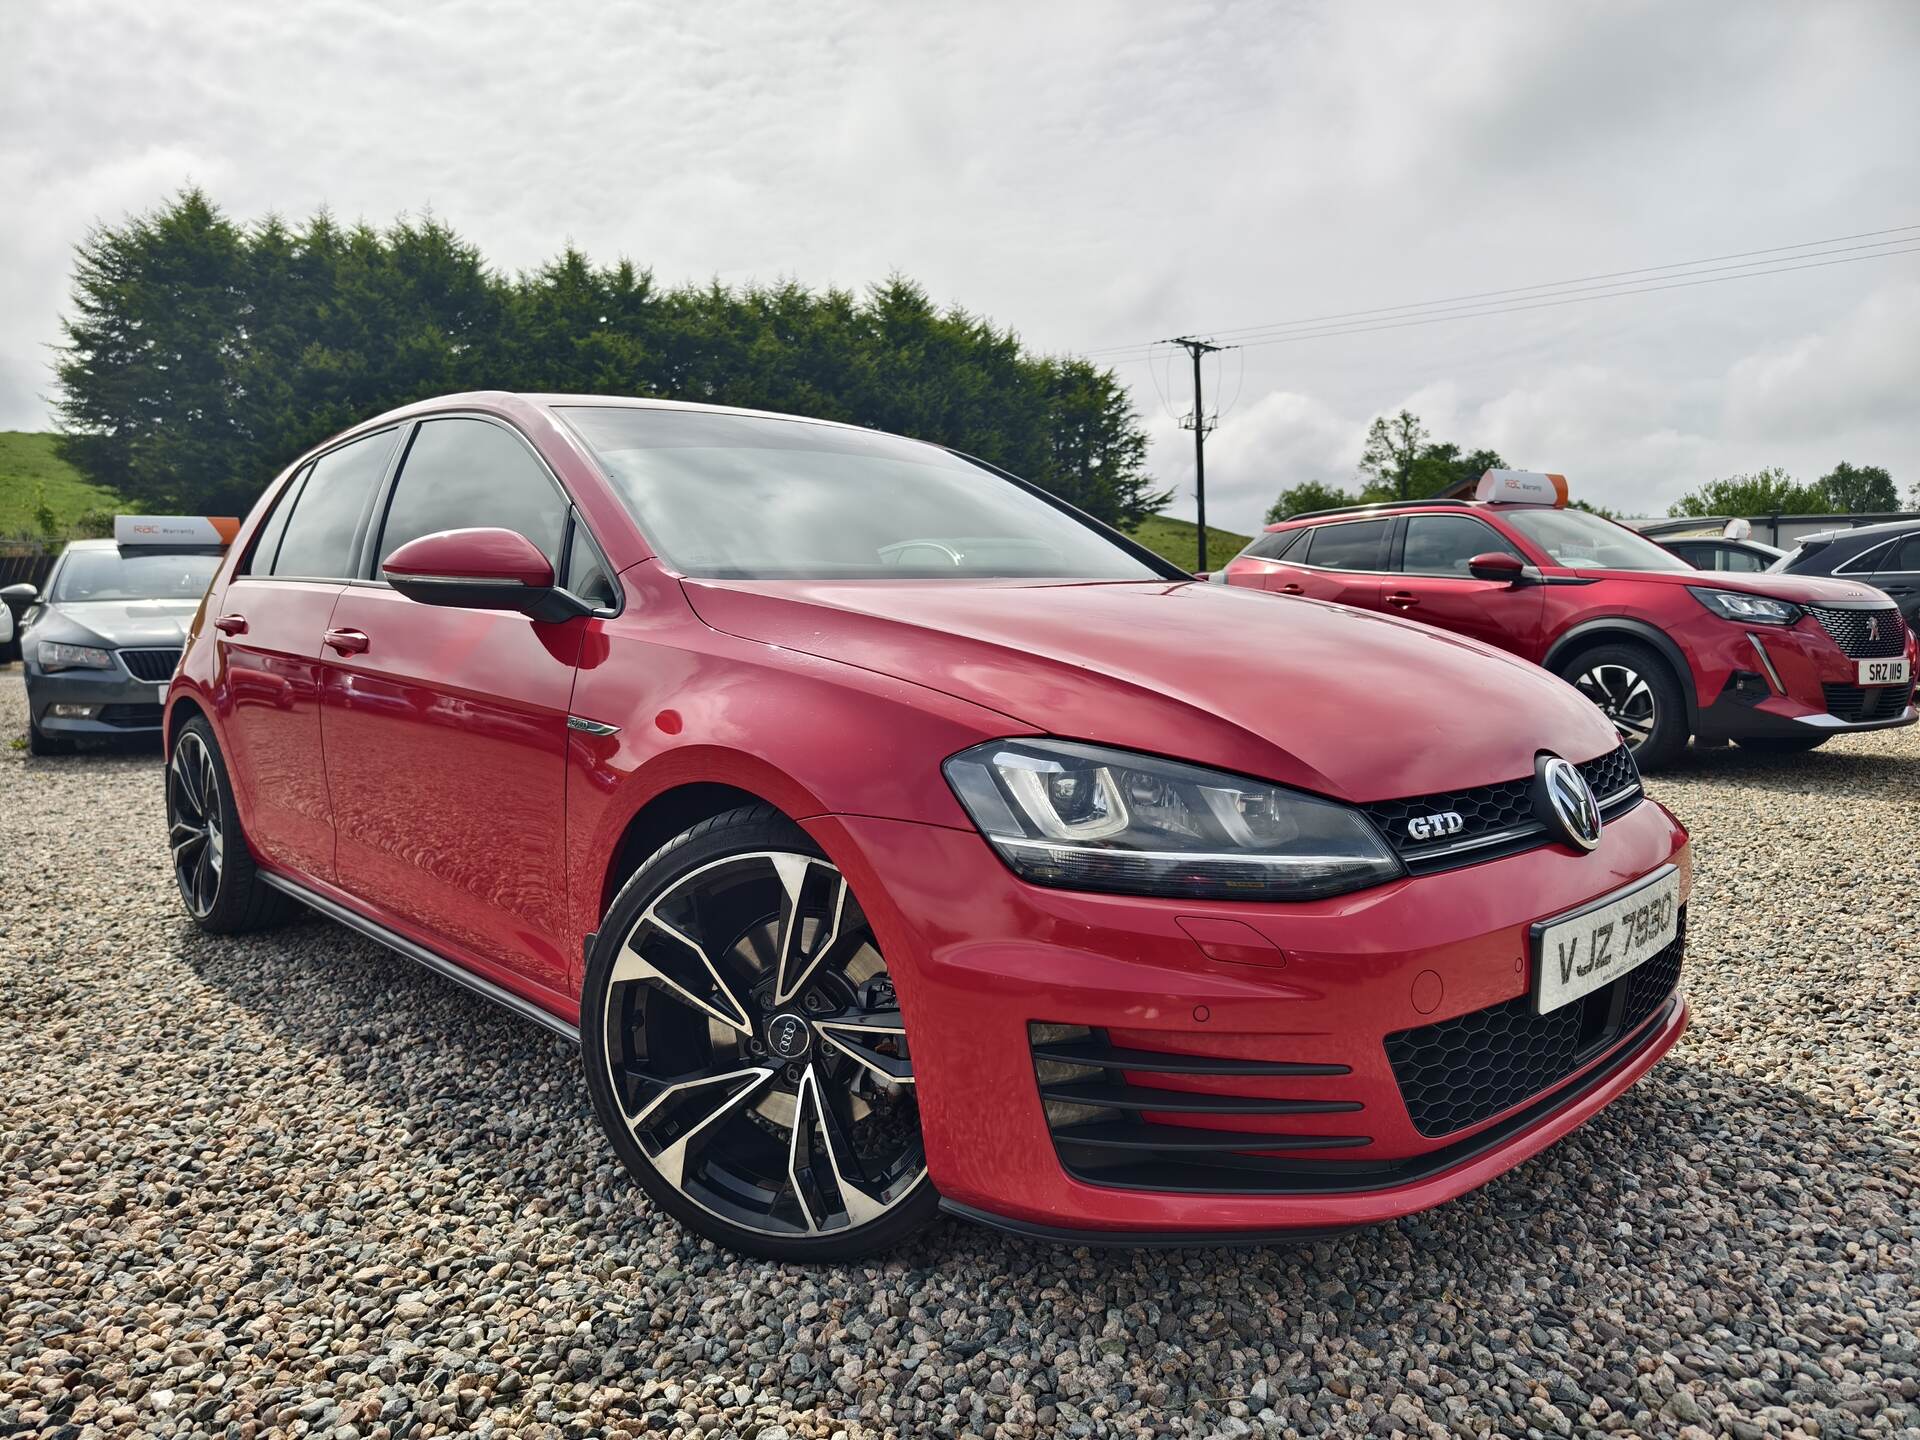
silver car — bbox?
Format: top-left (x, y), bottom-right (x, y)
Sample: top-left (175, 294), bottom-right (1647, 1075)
top-left (17, 539), bottom-right (221, 755)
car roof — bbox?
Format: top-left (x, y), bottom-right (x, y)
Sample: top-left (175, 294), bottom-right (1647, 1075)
top-left (1264, 499), bottom-right (1555, 531)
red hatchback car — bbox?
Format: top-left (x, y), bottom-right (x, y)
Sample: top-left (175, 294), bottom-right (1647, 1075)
top-left (168, 397), bottom-right (1691, 1258)
top-left (1220, 475), bottom-right (1917, 769)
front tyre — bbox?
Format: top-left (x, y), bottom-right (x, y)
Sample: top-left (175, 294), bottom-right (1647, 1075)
top-left (581, 805), bottom-right (936, 1261)
top-left (166, 717), bottom-right (293, 932)
top-left (1559, 641), bottom-right (1688, 771)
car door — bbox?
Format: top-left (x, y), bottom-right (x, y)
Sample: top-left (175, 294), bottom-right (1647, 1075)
top-left (215, 430), bottom-right (402, 882)
top-left (318, 415), bottom-right (594, 997)
top-left (1869, 534), bottom-right (1920, 627)
top-left (1278, 519), bottom-right (1391, 609)
top-left (1383, 513), bottom-right (1546, 657)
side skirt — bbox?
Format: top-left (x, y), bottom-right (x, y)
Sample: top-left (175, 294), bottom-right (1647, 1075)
top-left (257, 871), bottom-right (582, 1045)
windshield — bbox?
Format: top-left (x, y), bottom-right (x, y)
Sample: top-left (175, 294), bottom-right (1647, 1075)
top-left (560, 406), bottom-right (1165, 581)
top-left (51, 549), bottom-right (222, 603)
top-left (1502, 509), bottom-right (1690, 572)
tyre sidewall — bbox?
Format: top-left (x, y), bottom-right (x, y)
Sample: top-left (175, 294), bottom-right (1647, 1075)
top-left (580, 808), bottom-right (938, 1262)
top-left (1560, 641), bottom-right (1688, 771)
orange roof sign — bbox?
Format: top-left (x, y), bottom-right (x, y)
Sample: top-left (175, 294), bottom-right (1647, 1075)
top-left (1474, 470), bottom-right (1568, 507)
top-left (114, 516), bottom-right (241, 547)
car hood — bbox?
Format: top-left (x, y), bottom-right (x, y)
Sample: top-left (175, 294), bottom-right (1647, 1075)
top-left (28, 599), bottom-right (199, 647)
top-left (682, 578), bottom-right (1621, 802)
top-left (1572, 567), bottom-right (1892, 607)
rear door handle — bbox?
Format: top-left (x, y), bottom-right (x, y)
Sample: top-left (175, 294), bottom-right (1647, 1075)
top-left (323, 627), bottom-right (370, 656)
top-left (213, 614), bottom-right (248, 636)
top-left (1386, 592), bottom-right (1419, 609)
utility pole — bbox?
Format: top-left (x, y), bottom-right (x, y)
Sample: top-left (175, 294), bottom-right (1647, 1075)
top-left (1167, 336), bottom-right (1227, 572)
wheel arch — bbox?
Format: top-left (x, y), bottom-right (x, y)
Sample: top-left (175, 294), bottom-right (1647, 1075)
top-left (163, 693), bottom-right (210, 757)
top-left (1542, 619), bottom-right (1699, 731)
top-left (596, 779), bottom-right (788, 925)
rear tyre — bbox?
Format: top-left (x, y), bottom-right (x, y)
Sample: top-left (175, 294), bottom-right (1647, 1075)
top-left (1733, 735), bottom-right (1829, 754)
top-left (1557, 641), bottom-right (1689, 771)
top-left (166, 717), bottom-right (294, 933)
top-left (581, 804), bottom-right (936, 1261)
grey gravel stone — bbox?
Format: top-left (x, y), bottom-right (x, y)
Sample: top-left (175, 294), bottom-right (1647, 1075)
top-left (2, 670), bottom-right (1917, 1439)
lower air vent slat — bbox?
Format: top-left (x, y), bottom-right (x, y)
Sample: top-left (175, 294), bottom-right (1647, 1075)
top-left (1038, 1080), bottom-right (1362, 1116)
top-left (1029, 1041), bottom-right (1348, 1077)
top-left (1051, 1122), bottom-right (1372, 1153)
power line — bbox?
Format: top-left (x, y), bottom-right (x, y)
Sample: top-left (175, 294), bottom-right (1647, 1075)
top-left (1077, 221), bottom-right (1920, 359)
top-left (1099, 241), bottom-right (1920, 362)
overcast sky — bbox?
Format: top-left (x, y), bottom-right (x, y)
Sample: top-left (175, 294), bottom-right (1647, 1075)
top-left (5, 0), bottom-right (1918, 528)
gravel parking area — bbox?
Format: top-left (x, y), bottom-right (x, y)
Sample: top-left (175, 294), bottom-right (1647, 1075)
top-left (2, 668), bottom-right (1916, 1440)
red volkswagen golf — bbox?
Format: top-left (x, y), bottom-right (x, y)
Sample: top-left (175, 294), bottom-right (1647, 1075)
top-left (166, 394), bottom-right (1691, 1258)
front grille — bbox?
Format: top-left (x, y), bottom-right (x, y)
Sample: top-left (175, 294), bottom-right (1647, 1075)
top-left (97, 703), bottom-right (164, 728)
top-left (1808, 605), bottom-right (1907, 659)
top-left (1387, 913), bottom-right (1685, 1138)
top-left (1822, 683), bottom-right (1912, 724)
top-left (1360, 745), bottom-right (1642, 874)
top-left (1030, 1027), bottom-right (1370, 1192)
top-left (117, 647), bottom-right (182, 682)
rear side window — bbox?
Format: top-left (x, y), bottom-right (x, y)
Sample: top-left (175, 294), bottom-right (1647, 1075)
top-left (1301, 519), bottom-right (1389, 571)
top-left (272, 430), bottom-right (400, 579)
top-left (1243, 528), bottom-right (1304, 561)
top-left (244, 463), bottom-right (312, 575)
top-left (376, 418), bottom-right (567, 570)
top-left (1881, 536), bottom-right (1920, 573)
top-left (1401, 515), bottom-right (1522, 575)
top-left (1721, 547), bottom-right (1769, 573)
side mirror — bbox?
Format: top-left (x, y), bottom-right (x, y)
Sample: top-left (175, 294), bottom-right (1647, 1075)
top-left (1, 582), bottom-right (38, 603)
top-left (1467, 551), bottom-right (1528, 584)
top-left (382, 528), bottom-right (590, 623)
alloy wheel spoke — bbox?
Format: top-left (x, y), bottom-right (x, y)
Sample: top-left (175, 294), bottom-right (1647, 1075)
top-left (169, 820), bottom-right (206, 864)
top-left (815, 1009), bottom-right (913, 1085)
top-left (633, 1066), bottom-right (776, 1188)
top-left (770, 855), bottom-right (849, 1006)
top-left (612, 914), bottom-right (755, 1036)
top-left (788, 1064), bottom-right (890, 1231)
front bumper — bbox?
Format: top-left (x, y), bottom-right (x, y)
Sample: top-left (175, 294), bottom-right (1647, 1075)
top-left (26, 662), bottom-right (172, 737)
top-left (809, 796), bottom-right (1692, 1236)
top-left (1685, 613), bottom-right (1917, 739)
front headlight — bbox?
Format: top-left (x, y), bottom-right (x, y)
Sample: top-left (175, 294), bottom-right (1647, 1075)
top-left (38, 641), bottom-right (112, 672)
top-left (1687, 587), bottom-right (1801, 626)
top-left (943, 739), bottom-right (1403, 900)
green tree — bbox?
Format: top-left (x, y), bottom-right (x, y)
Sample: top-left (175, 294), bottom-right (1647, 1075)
top-left (1407, 442), bottom-right (1507, 500)
top-left (1266, 480), bottom-right (1354, 522)
top-left (1667, 468), bottom-right (1827, 518)
top-left (1357, 409), bottom-right (1428, 501)
top-left (1817, 462), bottom-right (1897, 514)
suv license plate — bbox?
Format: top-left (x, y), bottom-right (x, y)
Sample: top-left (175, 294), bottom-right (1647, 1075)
top-left (1532, 866), bottom-right (1680, 1015)
top-left (1860, 657), bottom-right (1910, 686)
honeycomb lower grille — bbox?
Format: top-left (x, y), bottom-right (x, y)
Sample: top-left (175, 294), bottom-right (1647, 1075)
top-left (1808, 605), bottom-right (1907, 659)
top-left (1822, 683), bottom-right (1911, 723)
top-left (1386, 913), bottom-right (1685, 1138)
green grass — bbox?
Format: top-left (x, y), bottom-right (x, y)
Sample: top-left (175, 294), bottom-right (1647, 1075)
top-left (1126, 514), bottom-right (1252, 573)
top-left (0, 432), bottom-right (123, 536)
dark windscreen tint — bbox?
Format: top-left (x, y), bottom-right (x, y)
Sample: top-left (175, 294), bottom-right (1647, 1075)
top-left (51, 550), bottom-right (221, 603)
top-left (376, 418), bottom-right (568, 568)
top-left (1502, 508), bottom-right (1686, 572)
top-left (559, 406), bottom-right (1163, 580)
top-left (1402, 515), bottom-right (1521, 574)
top-left (272, 428), bottom-right (399, 578)
top-left (1302, 519), bottom-right (1389, 571)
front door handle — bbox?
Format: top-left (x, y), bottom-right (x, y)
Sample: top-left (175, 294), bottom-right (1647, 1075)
top-left (1385, 591), bottom-right (1419, 609)
top-left (213, 614), bottom-right (248, 636)
top-left (323, 627), bottom-right (370, 656)
top-left (1277, 582), bottom-right (1305, 595)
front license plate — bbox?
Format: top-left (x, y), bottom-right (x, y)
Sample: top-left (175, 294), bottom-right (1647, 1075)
top-left (1859, 657), bottom-right (1910, 686)
top-left (1532, 866), bottom-right (1680, 1015)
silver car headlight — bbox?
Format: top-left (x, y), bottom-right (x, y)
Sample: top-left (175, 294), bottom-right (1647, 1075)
top-left (39, 641), bottom-right (113, 672)
top-left (943, 739), bottom-right (1403, 901)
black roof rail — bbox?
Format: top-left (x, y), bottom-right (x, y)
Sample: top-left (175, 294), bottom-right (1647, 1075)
top-left (1272, 498), bottom-right (1481, 526)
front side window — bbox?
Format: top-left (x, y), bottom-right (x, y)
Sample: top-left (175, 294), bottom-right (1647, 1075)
top-left (376, 418), bottom-right (569, 570)
top-left (273, 429), bottom-right (400, 579)
top-left (565, 519), bottom-right (619, 610)
top-left (1301, 519), bottom-right (1389, 571)
top-left (1502, 508), bottom-right (1687, 572)
top-left (1401, 515), bottom-right (1522, 575)
top-left (50, 549), bottom-right (221, 603)
top-left (559, 406), bottom-right (1165, 581)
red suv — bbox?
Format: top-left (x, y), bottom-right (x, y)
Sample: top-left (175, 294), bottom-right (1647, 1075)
top-left (1221, 482), bottom-right (1916, 768)
top-left (167, 398), bottom-right (1690, 1258)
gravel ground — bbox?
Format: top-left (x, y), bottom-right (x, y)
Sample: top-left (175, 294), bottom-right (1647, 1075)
top-left (2, 667), bottom-right (1916, 1440)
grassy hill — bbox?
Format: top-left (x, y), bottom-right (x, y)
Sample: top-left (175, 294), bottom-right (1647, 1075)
top-left (1126, 514), bottom-right (1252, 573)
top-left (0, 432), bottom-right (123, 536)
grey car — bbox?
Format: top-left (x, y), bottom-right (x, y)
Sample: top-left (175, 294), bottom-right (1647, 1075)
top-left (16, 539), bottom-right (222, 755)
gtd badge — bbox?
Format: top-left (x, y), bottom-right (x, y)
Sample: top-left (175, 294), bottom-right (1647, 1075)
top-left (1534, 754), bottom-right (1602, 851)
top-left (1406, 810), bottom-right (1465, 842)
